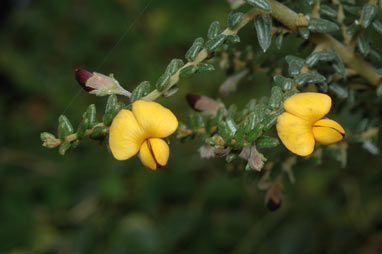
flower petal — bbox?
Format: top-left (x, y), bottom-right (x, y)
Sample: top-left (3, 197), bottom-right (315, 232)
top-left (132, 100), bottom-right (178, 138)
top-left (139, 138), bottom-right (169, 170)
top-left (109, 109), bottom-right (146, 160)
top-left (276, 112), bottom-right (315, 156)
top-left (283, 93), bottom-right (331, 123)
top-left (313, 119), bottom-right (345, 145)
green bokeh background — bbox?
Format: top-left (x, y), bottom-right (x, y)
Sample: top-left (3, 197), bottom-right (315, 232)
top-left (0, 0), bottom-right (381, 253)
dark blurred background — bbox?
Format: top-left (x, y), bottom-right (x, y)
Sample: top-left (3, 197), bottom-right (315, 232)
top-left (0, 0), bottom-right (381, 253)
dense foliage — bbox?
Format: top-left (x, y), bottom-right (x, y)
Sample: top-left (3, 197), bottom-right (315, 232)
top-left (1, 0), bottom-right (381, 253)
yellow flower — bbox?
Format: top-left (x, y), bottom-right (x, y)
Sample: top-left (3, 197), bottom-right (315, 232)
top-left (276, 92), bottom-right (345, 156)
top-left (109, 100), bottom-right (178, 170)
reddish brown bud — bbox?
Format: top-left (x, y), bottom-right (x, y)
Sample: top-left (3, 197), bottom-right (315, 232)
top-left (265, 183), bottom-right (282, 212)
top-left (267, 198), bottom-right (282, 211)
top-left (74, 68), bottom-right (94, 92)
top-left (186, 94), bottom-right (223, 113)
top-left (186, 94), bottom-right (202, 111)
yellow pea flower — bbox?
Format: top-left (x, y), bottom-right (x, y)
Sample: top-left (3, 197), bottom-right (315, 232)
top-left (109, 100), bottom-right (178, 170)
top-left (276, 92), bottom-right (345, 156)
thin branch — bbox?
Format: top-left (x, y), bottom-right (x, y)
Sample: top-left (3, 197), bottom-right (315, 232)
top-left (142, 8), bottom-right (261, 101)
top-left (268, 0), bottom-right (381, 86)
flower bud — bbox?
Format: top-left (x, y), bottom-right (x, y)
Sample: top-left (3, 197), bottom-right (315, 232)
top-left (186, 94), bottom-right (224, 115)
top-left (265, 183), bottom-right (282, 211)
top-left (74, 68), bottom-right (94, 92)
top-left (74, 68), bottom-right (131, 97)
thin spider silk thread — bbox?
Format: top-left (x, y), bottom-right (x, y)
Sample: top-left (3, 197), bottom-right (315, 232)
top-left (61, 0), bottom-right (153, 115)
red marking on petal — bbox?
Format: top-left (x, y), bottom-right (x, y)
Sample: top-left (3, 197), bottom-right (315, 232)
top-left (74, 68), bottom-right (94, 92)
top-left (186, 94), bottom-right (202, 112)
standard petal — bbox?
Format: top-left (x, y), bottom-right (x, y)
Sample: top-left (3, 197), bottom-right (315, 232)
top-left (312, 118), bottom-right (345, 145)
top-left (109, 109), bottom-right (146, 160)
top-left (283, 93), bottom-right (331, 123)
top-left (276, 112), bottom-right (315, 156)
top-left (139, 138), bottom-right (169, 170)
top-left (132, 100), bottom-right (178, 138)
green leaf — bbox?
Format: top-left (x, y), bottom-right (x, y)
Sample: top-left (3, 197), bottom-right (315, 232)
top-left (71, 140), bottom-right (80, 149)
top-left (197, 63), bottom-right (215, 73)
top-left (372, 20), bottom-right (382, 35)
top-left (130, 81), bottom-right (151, 102)
top-left (306, 49), bottom-right (345, 77)
top-left (235, 123), bottom-right (247, 141)
top-left (285, 55), bottom-right (304, 76)
top-left (346, 22), bottom-right (362, 35)
top-left (245, 0), bottom-right (272, 12)
top-left (256, 136), bottom-right (279, 148)
top-left (216, 107), bottom-right (225, 123)
top-left (255, 104), bottom-right (266, 123)
top-left (188, 114), bottom-right (197, 130)
top-left (90, 126), bottom-right (108, 139)
top-left (226, 153), bottom-right (238, 163)
top-left (218, 121), bottom-right (230, 138)
top-left (105, 94), bottom-right (117, 113)
top-left (298, 27), bottom-right (310, 40)
top-left (357, 34), bottom-right (370, 56)
top-left (362, 4), bottom-right (377, 28)
top-left (246, 112), bottom-right (257, 133)
top-left (205, 34), bottom-right (227, 53)
top-left (295, 71), bottom-right (326, 88)
top-left (179, 65), bottom-right (197, 79)
top-left (262, 115), bottom-right (277, 131)
top-left (306, 49), bottom-right (336, 67)
top-left (185, 37), bottom-right (204, 61)
top-left (103, 95), bottom-right (121, 125)
top-left (59, 141), bottom-right (71, 155)
top-left (342, 0), bottom-right (355, 4)
top-left (155, 72), bottom-right (171, 91)
top-left (343, 5), bottom-right (361, 16)
top-left (329, 83), bottom-right (348, 99)
top-left (246, 99), bottom-right (257, 111)
top-left (86, 104), bottom-right (98, 128)
top-left (227, 104), bottom-right (237, 119)
top-left (58, 115), bottom-right (74, 140)
top-left (227, 12), bottom-right (243, 29)
top-left (320, 5), bottom-right (338, 19)
top-left (40, 132), bottom-right (55, 141)
top-left (254, 14), bottom-right (273, 52)
top-left (226, 118), bottom-right (238, 135)
top-left (163, 86), bottom-right (179, 97)
top-left (225, 35), bottom-right (241, 45)
top-left (195, 114), bottom-right (205, 129)
top-left (232, 140), bottom-right (246, 150)
top-left (76, 118), bottom-right (88, 139)
top-left (275, 32), bottom-right (283, 50)
top-left (273, 75), bottom-right (294, 91)
top-left (247, 125), bottom-right (263, 142)
top-left (377, 81), bottom-right (382, 97)
top-left (166, 59), bottom-right (185, 75)
top-left (269, 86), bottom-right (283, 109)
top-left (308, 18), bottom-right (340, 33)
top-left (207, 21), bottom-right (222, 40)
